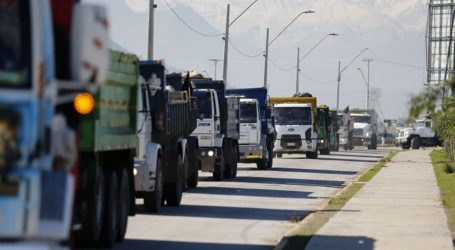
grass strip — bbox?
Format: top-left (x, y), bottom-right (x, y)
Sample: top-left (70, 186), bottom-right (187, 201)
top-left (430, 150), bottom-right (455, 245)
top-left (275, 150), bottom-right (398, 250)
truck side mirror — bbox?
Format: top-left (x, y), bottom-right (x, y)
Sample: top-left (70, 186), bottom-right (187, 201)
top-left (71, 3), bottom-right (109, 85)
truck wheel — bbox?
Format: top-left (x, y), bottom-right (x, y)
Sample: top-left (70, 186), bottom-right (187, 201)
top-left (98, 170), bottom-right (119, 248)
top-left (401, 143), bottom-right (410, 150)
top-left (319, 148), bottom-right (330, 155)
top-left (213, 156), bottom-right (225, 181)
top-left (411, 137), bottom-right (421, 149)
top-left (266, 144), bottom-right (273, 169)
top-left (187, 157), bottom-right (199, 189)
top-left (182, 152), bottom-right (189, 191)
top-left (256, 159), bottom-right (267, 170)
top-left (232, 146), bottom-right (238, 178)
top-left (276, 153), bottom-right (283, 158)
top-left (343, 144), bottom-right (348, 151)
top-left (370, 135), bottom-right (377, 150)
top-left (306, 152), bottom-right (318, 159)
top-left (224, 144), bottom-right (234, 179)
top-left (117, 169), bottom-right (129, 242)
top-left (144, 157), bottom-right (163, 213)
top-left (165, 154), bottom-right (183, 206)
top-left (75, 171), bottom-right (105, 246)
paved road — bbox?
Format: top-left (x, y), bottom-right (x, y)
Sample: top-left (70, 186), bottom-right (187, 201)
top-left (113, 148), bottom-right (393, 250)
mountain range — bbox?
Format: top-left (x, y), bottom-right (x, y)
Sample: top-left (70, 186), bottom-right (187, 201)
top-left (89, 0), bottom-right (429, 119)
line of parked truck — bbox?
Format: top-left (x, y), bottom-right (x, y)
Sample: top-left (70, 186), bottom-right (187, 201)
top-left (0, 0), bottom-right (382, 249)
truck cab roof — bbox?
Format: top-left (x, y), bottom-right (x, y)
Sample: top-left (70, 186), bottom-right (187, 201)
top-left (274, 103), bottom-right (313, 108)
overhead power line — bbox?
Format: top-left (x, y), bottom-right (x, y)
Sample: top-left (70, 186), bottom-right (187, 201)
top-left (162, 0), bottom-right (223, 38)
top-left (268, 58), bottom-right (295, 71)
top-left (229, 40), bottom-right (263, 58)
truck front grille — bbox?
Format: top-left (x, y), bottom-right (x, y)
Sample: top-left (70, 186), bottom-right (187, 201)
top-left (281, 134), bottom-right (302, 149)
top-left (353, 128), bottom-right (363, 137)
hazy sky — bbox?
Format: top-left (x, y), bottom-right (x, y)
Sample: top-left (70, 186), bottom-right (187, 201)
top-left (87, 0), bottom-right (428, 120)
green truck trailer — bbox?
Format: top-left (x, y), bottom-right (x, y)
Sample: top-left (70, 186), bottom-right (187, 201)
top-left (75, 50), bottom-right (138, 247)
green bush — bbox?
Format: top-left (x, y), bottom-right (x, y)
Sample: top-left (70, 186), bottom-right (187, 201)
top-left (434, 96), bottom-right (455, 161)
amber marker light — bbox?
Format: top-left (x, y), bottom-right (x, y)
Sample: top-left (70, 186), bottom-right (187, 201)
top-left (74, 92), bottom-right (95, 115)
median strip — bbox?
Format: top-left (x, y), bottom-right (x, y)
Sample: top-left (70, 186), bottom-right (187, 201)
top-left (275, 150), bottom-right (398, 250)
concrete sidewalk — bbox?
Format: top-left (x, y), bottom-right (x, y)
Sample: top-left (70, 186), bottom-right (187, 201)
top-left (306, 149), bottom-right (453, 250)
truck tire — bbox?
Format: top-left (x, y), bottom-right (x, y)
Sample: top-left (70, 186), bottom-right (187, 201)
top-left (74, 171), bottom-right (105, 246)
top-left (266, 143), bottom-right (273, 169)
top-left (213, 156), bottom-right (225, 181)
top-left (117, 169), bottom-right (129, 242)
top-left (187, 157), bottom-right (199, 189)
top-left (276, 153), bottom-right (283, 158)
top-left (224, 142), bottom-right (234, 179)
top-left (98, 170), bottom-right (119, 248)
top-left (182, 152), bottom-right (189, 191)
top-left (370, 135), bottom-right (377, 150)
top-left (401, 143), bottom-right (410, 150)
top-left (306, 151), bottom-right (318, 159)
top-left (257, 159), bottom-right (267, 170)
top-left (144, 157), bottom-right (163, 213)
top-left (232, 146), bottom-right (238, 178)
top-left (164, 154), bottom-right (183, 206)
top-left (319, 148), bottom-right (330, 155)
top-left (411, 137), bottom-right (421, 149)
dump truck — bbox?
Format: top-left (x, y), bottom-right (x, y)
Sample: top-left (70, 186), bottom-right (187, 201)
top-left (134, 62), bottom-right (200, 213)
top-left (191, 80), bottom-right (240, 181)
top-left (329, 110), bottom-right (340, 151)
top-left (0, 1), bottom-right (137, 248)
top-left (269, 97), bottom-right (319, 159)
top-left (226, 88), bottom-right (276, 170)
top-left (350, 109), bottom-right (378, 150)
top-left (316, 105), bottom-right (332, 155)
top-left (337, 108), bottom-right (354, 150)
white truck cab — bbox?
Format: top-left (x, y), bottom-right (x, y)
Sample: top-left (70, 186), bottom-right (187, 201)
top-left (397, 118), bottom-right (439, 149)
top-left (273, 103), bottom-right (318, 159)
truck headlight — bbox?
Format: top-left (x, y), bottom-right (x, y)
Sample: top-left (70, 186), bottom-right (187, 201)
top-left (133, 168), bottom-right (138, 176)
top-left (208, 150), bottom-right (214, 157)
top-left (201, 151), bottom-right (207, 157)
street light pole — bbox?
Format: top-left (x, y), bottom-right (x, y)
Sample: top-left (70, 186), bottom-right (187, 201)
top-left (336, 48), bottom-right (369, 110)
top-left (222, 0), bottom-right (259, 87)
top-left (147, 0), bottom-right (156, 60)
top-left (296, 47), bottom-right (301, 94)
top-left (222, 4), bottom-right (230, 86)
top-left (357, 68), bottom-right (368, 109)
top-left (363, 58), bottom-right (373, 109)
top-left (264, 28), bottom-right (269, 88)
top-left (209, 58), bottom-right (222, 80)
top-left (264, 10), bottom-right (314, 89)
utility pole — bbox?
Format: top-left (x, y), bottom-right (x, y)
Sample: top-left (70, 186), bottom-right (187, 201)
top-left (295, 47), bottom-right (300, 94)
top-left (337, 61), bottom-right (341, 110)
top-left (363, 58), bottom-right (373, 109)
top-left (222, 4), bottom-right (230, 86)
top-left (147, 0), bottom-right (156, 60)
top-left (264, 28), bottom-right (269, 88)
top-left (208, 58), bottom-right (222, 80)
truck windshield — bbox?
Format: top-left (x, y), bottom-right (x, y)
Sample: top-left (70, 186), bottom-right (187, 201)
top-left (194, 92), bottom-right (212, 119)
top-left (240, 103), bottom-right (257, 124)
top-left (337, 114), bottom-right (346, 126)
top-left (274, 107), bottom-right (312, 125)
top-left (0, 0), bottom-right (30, 88)
top-left (352, 116), bottom-right (371, 123)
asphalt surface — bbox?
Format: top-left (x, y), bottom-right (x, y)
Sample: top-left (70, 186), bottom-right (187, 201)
top-left (112, 148), bottom-right (394, 250)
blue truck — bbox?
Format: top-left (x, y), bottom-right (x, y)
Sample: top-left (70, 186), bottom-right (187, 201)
top-left (226, 88), bottom-right (276, 169)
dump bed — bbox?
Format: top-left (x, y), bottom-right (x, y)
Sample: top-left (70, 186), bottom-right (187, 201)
top-left (269, 97), bottom-right (317, 108)
top-left (138, 61), bottom-right (193, 142)
top-left (192, 80), bottom-right (240, 139)
top-left (80, 50), bottom-right (138, 152)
